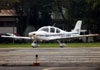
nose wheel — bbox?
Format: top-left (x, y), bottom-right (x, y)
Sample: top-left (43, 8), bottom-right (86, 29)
top-left (59, 43), bottom-right (66, 48)
top-left (31, 40), bottom-right (40, 48)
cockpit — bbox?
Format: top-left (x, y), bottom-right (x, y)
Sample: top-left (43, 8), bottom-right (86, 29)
top-left (38, 26), bottom-right (61, 33)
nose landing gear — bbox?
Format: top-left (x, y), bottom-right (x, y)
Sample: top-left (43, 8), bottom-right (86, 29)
top-left (59, 43), bottom-right (66, 48)
top-left (31, 40), bottom-right (40, 48)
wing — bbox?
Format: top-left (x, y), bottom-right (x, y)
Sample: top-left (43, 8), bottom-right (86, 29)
top-left (1, 35), bottom-right (32, 40)
top-left (49, 34), bottom-right (99, 40)
top-left (67, 34), bottom-right (99, 39)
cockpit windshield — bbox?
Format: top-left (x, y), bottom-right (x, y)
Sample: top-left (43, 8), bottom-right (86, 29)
top-left (38, 27), bottom-right (49, 32)
top-left (38, 26), bottom-right (61, 33)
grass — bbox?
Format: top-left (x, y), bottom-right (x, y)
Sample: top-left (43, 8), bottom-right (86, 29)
top-left (0, 43), bottom-right (100, 48)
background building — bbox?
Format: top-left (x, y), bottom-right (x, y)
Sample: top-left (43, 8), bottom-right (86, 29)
top-left (0, 9), bottom-right (17, 34)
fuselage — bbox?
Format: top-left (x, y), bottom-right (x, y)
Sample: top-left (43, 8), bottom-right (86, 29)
top-left (28, 26), bottom-right (79, 41)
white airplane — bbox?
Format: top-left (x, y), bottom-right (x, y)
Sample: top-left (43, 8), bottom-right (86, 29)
top-left (1, 20), bottom-right (99, 48)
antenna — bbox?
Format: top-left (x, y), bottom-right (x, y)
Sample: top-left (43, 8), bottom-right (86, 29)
top-left (53, 23), bottom-right (56, 26)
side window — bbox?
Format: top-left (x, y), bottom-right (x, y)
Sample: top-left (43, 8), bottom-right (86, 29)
top-left (42, 28), bottom-right (49, 32)
top-left (50, 28), bottom-right (55, 33)
top-left (56, 29), bottom-right (60, 33)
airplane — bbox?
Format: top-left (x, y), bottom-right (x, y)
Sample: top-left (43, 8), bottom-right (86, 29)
top-left (1, 20), bottom-right (99, 48)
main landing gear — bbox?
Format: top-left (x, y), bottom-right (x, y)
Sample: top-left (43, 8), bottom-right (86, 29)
top-left (57, 40), bottom-right (66, 48)
top-left (31, 40), bottom-right (66, 48)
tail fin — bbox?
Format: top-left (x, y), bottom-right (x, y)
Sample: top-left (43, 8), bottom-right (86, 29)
top-left (72, 20), bottom-right (82, 35)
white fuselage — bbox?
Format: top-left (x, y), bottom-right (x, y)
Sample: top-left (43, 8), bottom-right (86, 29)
top-left (28, 26), bottom-right (79, 41)
top-left (28, 20), bottom-right (82, 41)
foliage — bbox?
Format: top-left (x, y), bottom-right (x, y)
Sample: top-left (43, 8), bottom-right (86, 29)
top-left (0, 0), bottom-right (20, 9)
top-left (0, 43), bottom-right (100, 48)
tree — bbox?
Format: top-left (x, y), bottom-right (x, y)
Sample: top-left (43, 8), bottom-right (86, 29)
top-left (0, 0), bottom-right (100, 40)
top-left (0, 0), bottom-right (20, 9)
top-left (17, 0), bottom-right (55, 36)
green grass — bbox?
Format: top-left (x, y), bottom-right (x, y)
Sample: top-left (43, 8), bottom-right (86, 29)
top-left (0, 43), bottom-right (100, 48)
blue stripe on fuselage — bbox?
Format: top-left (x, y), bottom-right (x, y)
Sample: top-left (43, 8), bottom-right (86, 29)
top-left (37, 33), bottom-right (79, 37)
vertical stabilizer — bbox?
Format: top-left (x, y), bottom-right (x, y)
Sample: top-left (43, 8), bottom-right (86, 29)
top-left (72, 20), bottom-right (82, 35)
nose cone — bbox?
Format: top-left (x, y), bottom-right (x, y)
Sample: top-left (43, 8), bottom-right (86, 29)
top-left (28, 32), bottom-right (35, 37)
top-left (28, 32), bottom-right (31, 36)
top-left (33, 33), bottom-right (35, 35)
top-left (28, 32), bottom-right (37, 39)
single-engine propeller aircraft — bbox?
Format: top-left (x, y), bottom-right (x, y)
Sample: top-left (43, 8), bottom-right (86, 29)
top-left (1, 20), bottom-right (99, 48)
